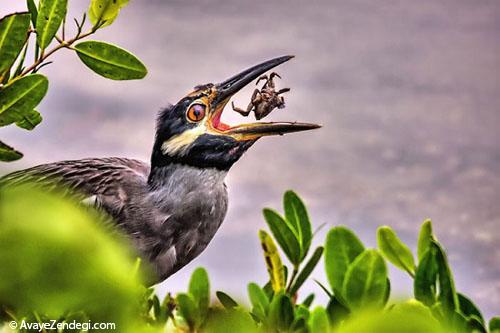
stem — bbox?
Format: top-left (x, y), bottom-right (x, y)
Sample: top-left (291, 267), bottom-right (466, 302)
top-left (20, 29), bottom-right (95, 77)
top-left (286, 265), bottom-right (299, 293)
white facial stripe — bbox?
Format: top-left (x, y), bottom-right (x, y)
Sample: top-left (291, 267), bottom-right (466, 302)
top-left (161, 122), bottom-right (207, 156)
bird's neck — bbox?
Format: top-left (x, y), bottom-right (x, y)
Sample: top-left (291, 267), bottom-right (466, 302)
top-left (147, 163), bottom-right (227, 191)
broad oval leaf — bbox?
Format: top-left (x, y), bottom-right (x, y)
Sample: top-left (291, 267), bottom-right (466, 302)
top-left (0, 13), bottom-right (31, 74)
top-left (89, 0), bottom-right (129, 28)
top-left (309, 307), bottom-right (330, 333)
top-left (176, 293), bottom-right (200, 330)
top-left (74, 41), bottom-right (147, 80)
top-left (248, 282), bottom-right (270, 320)
top-left (289, 246), bottom-right (323, 296)
top-left (216, 291), bottom-right (238, 309)
top-left (418, 219), bottom-right (433, 261)
top-left (16, 109), bottom-right (42, 130)
top-left (342, 249), bottom-right (388, 310)
top-left (0, 140), bottom-right (23, 161)
top-left (284, 190), bottom-right (312, 259)
top-left (188, 267), bottom-right (209, 321)
top-left (414, 245), bottom-right (438, 306)
top-left (377, 226), bottom-right (415, 276)
top-left (263, 208), bottom-right (301, 265)
top-left (324, 226), bottom-right (365, 300)
top-left (36, 0), bottom-right (68, 49)
top-left (0, 74), bottom-right (48, 127)
top-left (258, 230), bottom-right (285, 292)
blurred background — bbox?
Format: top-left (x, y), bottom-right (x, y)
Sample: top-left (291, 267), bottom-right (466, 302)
top-left (1, 0), bottom-right (499, 317)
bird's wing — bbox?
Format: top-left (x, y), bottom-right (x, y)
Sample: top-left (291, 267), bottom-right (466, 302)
top-left (0, 157), bottom-right (151, 217)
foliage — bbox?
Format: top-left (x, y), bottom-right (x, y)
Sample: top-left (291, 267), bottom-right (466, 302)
top-left (0, 189), bottom-right (498, 332)
top-left (0, 0), bottom-right (147, 162)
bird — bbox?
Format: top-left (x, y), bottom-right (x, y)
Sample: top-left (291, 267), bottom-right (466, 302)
top-left (0, 56), bottom-right (320, 284)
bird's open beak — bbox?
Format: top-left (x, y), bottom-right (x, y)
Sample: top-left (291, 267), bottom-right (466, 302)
top-left (207, 55), bottom-right (321, 141)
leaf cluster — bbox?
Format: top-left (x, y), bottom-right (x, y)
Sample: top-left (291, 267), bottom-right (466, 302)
top-left (0, 1), bottom-right (148, 162)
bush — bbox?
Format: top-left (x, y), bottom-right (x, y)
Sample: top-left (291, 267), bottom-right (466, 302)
top-left (0, 188), bottom-right (498, 332)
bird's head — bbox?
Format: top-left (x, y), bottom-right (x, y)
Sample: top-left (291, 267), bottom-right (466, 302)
top-left (151, 56), bottom-right (320, 170)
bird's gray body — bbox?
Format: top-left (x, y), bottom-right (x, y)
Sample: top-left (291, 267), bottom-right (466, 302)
top-left (0, 157), bottom-right (228, 283)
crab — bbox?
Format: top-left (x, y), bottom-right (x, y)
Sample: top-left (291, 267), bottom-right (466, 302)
top-left (231, 72), bottom-right (290, 120)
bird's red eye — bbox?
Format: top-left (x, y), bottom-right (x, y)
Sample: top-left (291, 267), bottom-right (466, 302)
top-left (186, 104), bottom-right (206, 122)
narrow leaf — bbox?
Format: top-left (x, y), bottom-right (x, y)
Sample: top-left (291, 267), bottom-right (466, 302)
top-left (263, 208), bottom-right (301, 264)
top-left (0, 13), bottom-right (31, 74)
top-left (0, 140), bottom-right (23, 162)
top-left (324, 226), bottom-right (365, 300)
top-left (36, 0), bottom-right (68, 49)
top-left (377, 226), bottom-right (416, 276)
top-left (16, 109), bottom-right (42, 130)
top-left (27, 0), bottom-right (38, 27)
top-left (89, 0), bottom-right (129, 28)
top-left (418, 219), bottom-right (433, 261)
top-left (188, 267), bottom-right (209, 321)
top-left (284, 190), bottom-right (312, 259)
top-left (0, 74), bottom-right (48, 127)
top-left (74, 41), bottom-right (147, 80)
top-left (414, 245), bottom-right (438, 306)
top-left (308, 307), bottom-right (330, 333)
top-left (176, 293), bottom-right (199, 330)
top-left (258, 230), bottom-right (285, 292)
top-left (289, 246), bottom-right (323, 296)
top-left (342, 249), bottom-right (388, 310)
top-left (216, 291), bottom-right (238, 309)
top-left (301, 293), bottom-right (315, 308)
top-left (433, 241), bottom-right (459, 314)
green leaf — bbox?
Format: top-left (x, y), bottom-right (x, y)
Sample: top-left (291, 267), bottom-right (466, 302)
top-left (418, 219), bottom-right (433, 261)
top-left (36, 0), bottom-right (68, 49)
top-left (308, 307), bottom-right (330, 333)
top-left (176, 293), bottom-right (199, 330)
top-left (342, 249), bottom-right (388, 311)
top-left (490, 317), bottom-right (500, 333)
top-left (268, 292), bottom-right (294, 331)
top-left (0, 74), bottom-right (48, 127)
top-left (377, 226), bottom-right (416, 276)
top-left (468, 315), bottom-right (487, 333)
top-left (433, 241), bottom-right (459, 314)
top-left (301, 293), bottom-right (315, 308)
top-left (216, 291), bottom-right (238, 309)
top-left (458, 293), bottom-right (484, 323)
top-left (0, 140), bottom-right (23, 161)
top-left (27, 0), bottom-right (38, 27)
top-left (414, 245), bottom-right (438, 306)
top-left (188, 267), bottom-right (209, 321)
top-left (283, 190), bottom-right (312, 259)
top-left (89, 0), bottom-right (129, 28)
top-left (263, 208), bottom-right (301, 265)
top-left (248, 282), bottom-right (270, 313)
top-left (16, 109), bottom-right (42, 130)
top-left (258, 230), bottom-right (286, 292)
top-left (289, 246), bottom-right (323, 295)
top-left (324, 226), bottom-right (365, 300)
top-left (325, 296), bottom-right (349, 327)
top-left (74, 41), bottom-right (147, 80)
top-left (0, 13), bottom-right (31, 74)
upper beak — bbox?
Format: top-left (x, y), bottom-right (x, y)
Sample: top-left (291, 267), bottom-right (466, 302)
top-left (209, 55), bottom-right (321, 141)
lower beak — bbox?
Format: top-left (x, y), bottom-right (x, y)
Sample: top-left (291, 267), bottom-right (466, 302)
top-left (209, 56), bottom-right (321, 141)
